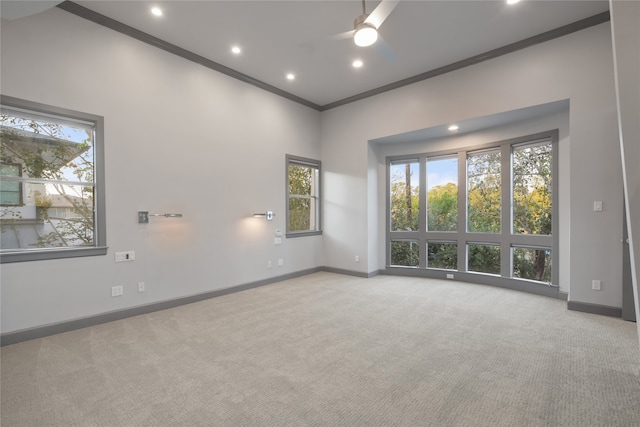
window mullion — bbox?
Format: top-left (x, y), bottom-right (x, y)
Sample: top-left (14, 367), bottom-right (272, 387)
top-left (501, 143), bottom-right (512, 278)
top-left (457, 151), bottom-right (467, 272)
top-left (419, 156), bottom-right (427, 268)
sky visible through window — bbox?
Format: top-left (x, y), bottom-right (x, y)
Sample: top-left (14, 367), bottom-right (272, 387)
top-left (427, 157), bottom-right (457, 189)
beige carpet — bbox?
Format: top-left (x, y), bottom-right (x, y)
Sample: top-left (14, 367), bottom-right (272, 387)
top-left (1, 272), bottom-right (639, 426)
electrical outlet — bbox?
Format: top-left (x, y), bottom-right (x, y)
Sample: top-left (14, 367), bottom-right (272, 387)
top-left (593, 201), bottom-right (603, 212)
top-left (115, 251), bottom-right (135, 263)
top-left (592, 280), bottom-right (601, 291)
top-left (355, 255), bottom-right (360, 263)
top-left (111, 285), bottom-right (124, 297)
top-left (278, 258), bottom-right (284, 266)
top-left (137, 282), bottom-right (145, 293)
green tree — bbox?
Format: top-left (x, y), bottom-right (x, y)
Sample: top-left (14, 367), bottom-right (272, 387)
top-left (427, 242), bottom-right (457, 269)
top-left (391, 241), bottom-right (419, 267)
top-left (467, 151), bottom-right (501, 233)
top-left (513, 145), bottom-right (552, 235)
top-left (427, 182), bottom-right (457, 231)
top-left (468, 244), bottom-right (500, 274)
top-left (390, 165), bottom-right (419, 231)
top-left (389, 164), bottom-right (419, 265)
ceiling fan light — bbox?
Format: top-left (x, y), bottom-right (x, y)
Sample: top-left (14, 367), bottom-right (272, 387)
top-left (354, 24), bottom-right (378, 47)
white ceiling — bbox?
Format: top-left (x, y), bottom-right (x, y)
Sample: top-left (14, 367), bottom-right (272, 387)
top-left (4, 1), bottom-right (610, 109)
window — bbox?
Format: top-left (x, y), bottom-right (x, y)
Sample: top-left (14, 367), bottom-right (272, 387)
top-left (427, 156), bottom-right (457, 232)
top-left (386, 131), bottom-right (557, 288)
top-left (391, 240), bottom-right (419, 267)
top-left (390, 159), bottom-right (419, 232)
top-left (512, 142), bottom-right (552, 235)
top-left (427, 241), bottom-right (457, 270)
top-left (513, 247), bottom-right (552, 282)
top-left (467, 243), bottom-right (501, 275)
top-left (0, 96), bottom-right (106, 262)
top-left (286, 155), bottom-right (321, 237)
top-left (467, 149), bottom-right (501, 233)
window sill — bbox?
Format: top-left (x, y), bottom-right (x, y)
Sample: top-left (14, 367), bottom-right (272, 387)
top-left (286, 231), bottom-right (323, 238)
top-left (0, 246), bottom-right (108, 263)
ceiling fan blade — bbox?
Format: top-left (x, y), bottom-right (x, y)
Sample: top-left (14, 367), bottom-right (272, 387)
top-left (365, 0), bottom-right (400, 29)
top-left (375, 36), bottom-right (396, 63)
top-left (0, 1), bottom-right (63, 20)
top-left (300, 30), bottom-right (355, 54)
top-left (329, 30), bottom-right (356, 41)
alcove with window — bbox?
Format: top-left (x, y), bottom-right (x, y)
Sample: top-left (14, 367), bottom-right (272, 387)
top-left (382, 121), bottom-right (560, 297)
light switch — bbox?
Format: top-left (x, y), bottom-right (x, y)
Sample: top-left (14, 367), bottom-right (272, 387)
top-left (593, 201), bottom-right (603, 212)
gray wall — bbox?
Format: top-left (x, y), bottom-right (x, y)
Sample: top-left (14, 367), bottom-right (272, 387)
top-left (0, 8), bottom-right (322, 333)
top-left (321, 23), bottom-right (624, 309)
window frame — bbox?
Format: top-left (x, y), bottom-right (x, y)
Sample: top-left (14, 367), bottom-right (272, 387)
top-left (386, 130), bottom-right (558, 292)
top-left (286, 154), bottom-right (322, 238)
top-left (0, 95), bottom-right (107, 263)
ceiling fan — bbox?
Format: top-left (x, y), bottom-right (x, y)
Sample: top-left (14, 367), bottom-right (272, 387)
top-left (347, 0), bottom-right (400, 47)
top-left (300, 0), bottom-right (399, 60)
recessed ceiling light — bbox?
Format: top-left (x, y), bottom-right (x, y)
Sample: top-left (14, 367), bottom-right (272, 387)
top-left (231, 46), bottom-right (241, 55)
top-left (448, 125), bottom-right (460, 132)
top-left (286, 73), bottom-right (295, 81)
top-left (506, 0), bottom-right (521, 5)
top-left (352, 59), bottom-right (364, 68)
top-left (150, 7), bottom-right (163, 17)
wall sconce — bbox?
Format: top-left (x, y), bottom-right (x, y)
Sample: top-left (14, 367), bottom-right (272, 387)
top-left (253, 211), bottom-right (274, 221)
top-left (138, 211), bottom-right (183, 224)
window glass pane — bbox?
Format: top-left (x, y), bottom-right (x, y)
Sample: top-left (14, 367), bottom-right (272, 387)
top-left (468, 243), bottom-right (501, 274)
top-left (391, 240), bottom-right (419, 267)
top-left (467, 150), bottom-right (501, 233)
top-left (427, 242), bottom-right (457, 270)
top-left (513, 142), bottom-right (552, 235)
top-left (0, 164), bottom-right (21, 205)
top-left (390, 160), bottom-right (419, 231)
top-left (287, 158), bottom-right (320, 234)
top-left (1, 105), bottom-right (97, 252)
top-left (513, 247), bottom-right (552, 283)
top-left (288, 164), bottom-right (312, 195)
top-left (1, 181), bottom-right (94, 250)
top-left (427, 157), bottom-right (457, 231)
top-left (289, 197), bottom-right (311, 231)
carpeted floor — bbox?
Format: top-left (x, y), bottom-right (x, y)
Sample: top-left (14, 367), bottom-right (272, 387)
top-left (2, 272), bottom-right (639, 426)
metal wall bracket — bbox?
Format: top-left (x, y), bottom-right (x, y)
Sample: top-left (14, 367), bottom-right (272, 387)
top-left (138, 211), bottom-right (149, 223)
